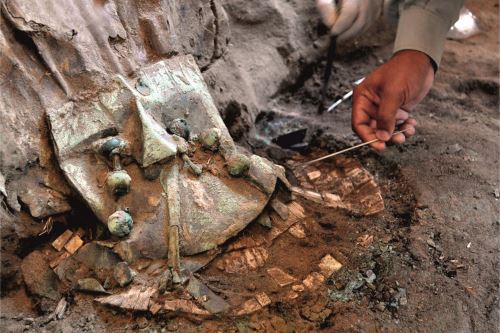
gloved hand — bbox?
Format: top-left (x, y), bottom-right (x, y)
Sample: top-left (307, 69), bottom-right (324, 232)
top-left (351, 50), bottom-right (435, 151)
top-left (316, 0), bottom-right (386, 40)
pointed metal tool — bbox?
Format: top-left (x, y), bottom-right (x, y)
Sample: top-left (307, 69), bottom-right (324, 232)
top-left (298, 129), bottom-right (409, 167)
top-left (326, 77), bottom-right (365, 112)
top-left (318, 35), bottom-right (337, 114)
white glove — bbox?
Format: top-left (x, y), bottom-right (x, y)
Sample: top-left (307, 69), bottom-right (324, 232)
top-left (316, 0), bottom-right (388, 41)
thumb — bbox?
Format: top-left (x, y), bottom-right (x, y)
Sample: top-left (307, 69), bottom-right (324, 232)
top-left (376, 94), bottom-right (401, 141)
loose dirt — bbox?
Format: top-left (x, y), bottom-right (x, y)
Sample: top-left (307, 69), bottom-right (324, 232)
top-left (1, 0), bottom-right (498, 332)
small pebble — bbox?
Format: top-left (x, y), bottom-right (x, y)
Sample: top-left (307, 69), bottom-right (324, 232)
top-left (375, 302), bottom-right (386, 312)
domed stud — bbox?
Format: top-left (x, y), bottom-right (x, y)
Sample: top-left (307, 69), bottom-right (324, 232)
top-left (99, 137), bottom-right (132, 196)
top-left (99, 137), bottom-right (125, 158)
top-left (226, 153), bottom-right (250, 177)
top-left (167, 118), bottom-right (191, 140)
top-left (107, 210), bottom-right (133, 237)
top-left (106, 170), bottom-right (132, 196)
top-left (200, 128), bottom-right (221, 152)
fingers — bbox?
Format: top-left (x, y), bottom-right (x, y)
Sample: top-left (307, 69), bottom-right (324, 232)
top-left (337, 9), bottom-right (366, 41)
top-left (316, 0), bottom-right (338, 27)
top-left (390, 114), bottom-right (417, 144)
top-left (331, 1), bottom-right (358, 36)
top-left (353, 86), bottom-right (418, 151)
top-left (375, 92), bottom-right (402, 142)
top-left (352, 89), bottom-right (386, 151)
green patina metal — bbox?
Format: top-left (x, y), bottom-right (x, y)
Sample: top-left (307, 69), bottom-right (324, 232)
top-left (226, 153), bottom-right (251, 177)
top-left (47, 55), bottom-right (281, 261)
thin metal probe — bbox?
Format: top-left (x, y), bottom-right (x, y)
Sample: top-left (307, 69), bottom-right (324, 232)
top-left (326, 77), bottom-right (365, 113)
top-left (298, 129), bottom-right (409, 167)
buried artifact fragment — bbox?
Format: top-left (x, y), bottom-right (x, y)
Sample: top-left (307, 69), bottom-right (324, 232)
top-left (46, 54), bottom-right (282, 268)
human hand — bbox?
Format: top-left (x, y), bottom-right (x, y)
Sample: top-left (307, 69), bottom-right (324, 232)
top-left (316, 0), bottom-right (385, 41)
top-left (351, 50), bottom-right (435, 151)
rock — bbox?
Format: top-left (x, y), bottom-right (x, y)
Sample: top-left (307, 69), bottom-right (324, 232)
top-left (446, 143), bottom-right (463, 154)
top-left (318, 254), bottom-right (343, 278)
top-left (269, 198), bottom-right (289, 220)
top-left (426, 238), bottom-right (437, 248)
top-left (267, 267), bottom-right (296, 287)
top-left (54, 298), bottom-right (68, 320)
top-left (200, 128), bottom-right (221, 151)
top-left (18, 186), bottom-right (71, 219)
top-left (96, 286), bottom-right (157, 312)
top-left (113, 262), bottom-right (134, 287)
top-left (49, 252), bottom-right (71, 269)
top-left (267, 201), bottom-right (305, 241)
top-left (76, 278), bottom-right (108, 294)
top-left (226, 153), bottom-right (251, 177)
top-left (64, 235), bottom-right (84, 254)
top-left (375, 302), bottom-right (386, 312)
top-left (167, 118), bottom-right (191, 140)
top-left (107, 210), bottom-right (133, 237)
top-left (365, 270), bottom-right (376, 284)
top-left (51, 230), bottom-right (74, 251)
top-left (307, 170), bottom-right (321, 181)
top-left (113, 241), bottom-right (141, 264)
top-left (73, 243), bottom-right (122, 272)
top-left (0, 172), bottom-right (5, 198)
top-left (186, 277), bottom-right (230, 314)
top-left (21, 251), bottom-right (61, 304)
top-left (394, 288), bottom-right (408, 306)
top-left (256, 212), bottom-right (273, 228)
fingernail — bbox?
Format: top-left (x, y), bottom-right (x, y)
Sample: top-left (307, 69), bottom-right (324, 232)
top-left (376, 130), bottom-right (391, 141)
